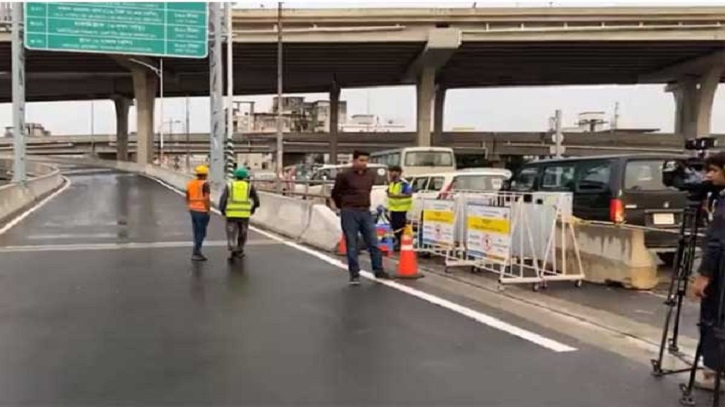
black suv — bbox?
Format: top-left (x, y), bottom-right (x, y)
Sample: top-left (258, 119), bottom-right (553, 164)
top-left (508, 154), bottom-right (687, 255)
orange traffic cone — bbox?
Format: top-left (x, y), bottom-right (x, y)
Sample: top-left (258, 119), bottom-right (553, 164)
top-left (396, 225), bottom-right (423, 279)
top-left (337, 234), bottom-right (347, 256)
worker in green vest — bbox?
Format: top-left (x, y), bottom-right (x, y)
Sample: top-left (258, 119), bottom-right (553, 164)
top-left (386, 165), bottom-right (413, 251)
top-left (219, 167), bottom-right (260, 261)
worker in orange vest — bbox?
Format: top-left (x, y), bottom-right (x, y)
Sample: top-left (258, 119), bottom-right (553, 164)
top-left (186, 165), bottom-right (211, 261)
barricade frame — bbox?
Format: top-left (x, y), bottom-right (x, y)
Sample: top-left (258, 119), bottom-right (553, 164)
top-left (414, 190), bottom-right (584, 290)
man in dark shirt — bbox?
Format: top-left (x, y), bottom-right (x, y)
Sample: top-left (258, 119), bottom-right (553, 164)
top-left (693, 151), bottom-right (725, 391)
top-left (331, 151), bottom-right (391, 285)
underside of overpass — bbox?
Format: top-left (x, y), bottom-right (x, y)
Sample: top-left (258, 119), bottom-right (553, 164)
top-left (1, 6), bottom-right (724, 169)
top-left (0, 41), bottom-right (724, 102)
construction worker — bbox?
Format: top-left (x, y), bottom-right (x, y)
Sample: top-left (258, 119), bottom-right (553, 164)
top-left (219, 167), bottom-right (260, 260)
top-left (186, 165), bottom-right (211, 261)
top-left (386, 165), bottom-right (413, 251)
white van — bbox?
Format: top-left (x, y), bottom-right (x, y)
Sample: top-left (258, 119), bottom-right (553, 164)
top-left (369, 147), bottom-right (456, 177)
top-left (407, 168), bottom-right (512, 223)
top-left (297, 164), bottom-right (389, 211)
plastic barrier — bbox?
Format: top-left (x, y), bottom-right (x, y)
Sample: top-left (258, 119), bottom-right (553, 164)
top-left (414, 192), bottom-right (584, 290)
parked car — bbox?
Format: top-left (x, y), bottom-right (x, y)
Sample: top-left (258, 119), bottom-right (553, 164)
top-left (296, 164), bottom-right (389, 210)
top-left (407, 168), bottom-right (512, 223)
top-left (507, 154), bottom-right (688, 258)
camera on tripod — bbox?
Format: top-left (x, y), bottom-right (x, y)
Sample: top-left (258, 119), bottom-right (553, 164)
top-left (652, 136), bottom-right (725, 406)
top-left (662, 137), bottom-right (719, 204)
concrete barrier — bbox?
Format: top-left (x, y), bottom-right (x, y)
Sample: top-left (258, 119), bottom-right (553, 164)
top-left (251, 192), bottom-right (313, 240)
top-left (300, 204), bottom-right (342, 252)
top-left (563, 221), bottom-right (659, 290)
top-left (0, 159), bottom-right (65, 225)
top-left (52, 158), bottom-right (334, 248)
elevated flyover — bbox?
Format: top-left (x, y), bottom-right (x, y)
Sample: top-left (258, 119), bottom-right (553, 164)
top-left (0, 130), bottom-right (701, 160)
top-left (1, 6), bottom-right (723, 163)
top-left (1, 7), bottom-right (724, 101)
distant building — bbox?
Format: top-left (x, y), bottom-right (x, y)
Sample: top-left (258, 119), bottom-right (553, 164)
top-left (231, 97), bottom-right (348, 134)
top-left (4, 123), bottom-right (51, 138)
top-left (340, 114), bottom-right (405, 132)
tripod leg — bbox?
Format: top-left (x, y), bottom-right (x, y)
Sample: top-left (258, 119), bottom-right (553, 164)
top-left (680, 339), bottom-right (702, 406)
top-left (654, 211), bottom-right (693, 375)
top-left (672, 254), bottom-right (695, 353)
top-left (654, 299), bottom-right (678, 375)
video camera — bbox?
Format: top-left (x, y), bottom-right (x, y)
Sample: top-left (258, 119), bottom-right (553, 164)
top-left (662, 137), bottom-right (721, 204)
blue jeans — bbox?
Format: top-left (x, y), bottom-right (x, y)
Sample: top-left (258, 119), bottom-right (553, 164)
top-left (190, 210), bottom-right (210, 255)
top-left (341, 209), bottom-right (383, 277)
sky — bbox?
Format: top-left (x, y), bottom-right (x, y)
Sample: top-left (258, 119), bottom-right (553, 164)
top-left (1, 0), bottom-right (724, 136)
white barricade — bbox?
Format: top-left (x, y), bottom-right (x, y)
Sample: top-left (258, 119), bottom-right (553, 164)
top-left (414, 191), bottom-right (584, 290)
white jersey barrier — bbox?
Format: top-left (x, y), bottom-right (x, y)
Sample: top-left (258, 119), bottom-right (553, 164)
top-left (415, 191), bottom-right (584, 290)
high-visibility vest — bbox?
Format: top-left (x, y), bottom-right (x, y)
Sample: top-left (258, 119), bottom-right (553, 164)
top-left (187, 179), bottom-right (209, 212)
top-left (386, 181), bottom-right (412, 212)
top-left (226, 180), bottom-right (252, 219)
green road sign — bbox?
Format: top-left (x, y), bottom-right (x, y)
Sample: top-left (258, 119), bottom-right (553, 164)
top-left (25, 2), bottom-right (208, 58)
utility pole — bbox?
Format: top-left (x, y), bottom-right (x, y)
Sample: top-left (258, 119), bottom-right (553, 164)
top-left (554, 109), bottom-right (563, 158)
top-left (209, 3), bottom-right (224, 186)
top-left (612, 101), bottom-right (620, 131)
top-left (275, 1), bottom-right (284, 184)
top-left (11, 2), bottom-right (26, 183)
top-left (185, 96), bottom-right (190, 172)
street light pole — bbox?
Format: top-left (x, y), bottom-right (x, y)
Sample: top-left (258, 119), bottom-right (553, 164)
top-left (90, 100), bottom-right (95, 155)
top-left (159, 59), bottom-right (164, 162)
top-left (11, 2), bottom-right (26, 183)
top-left (185, 95), bottom-right (190, 171)
top-left (276, 1), bottom-right (284, 183)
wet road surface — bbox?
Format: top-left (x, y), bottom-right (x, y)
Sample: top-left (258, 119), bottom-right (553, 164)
top-left (0, 168), bottom-right (695, 406)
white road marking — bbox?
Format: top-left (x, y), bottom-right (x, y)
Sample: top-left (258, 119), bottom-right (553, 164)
top-left (151, 175), bottom-right (578, 353)
top-left (0, 240), bottom-right (278, 253)
top-left (0, 177), bottom-right (72, 236)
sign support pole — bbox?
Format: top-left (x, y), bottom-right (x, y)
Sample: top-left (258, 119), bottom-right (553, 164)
top-left (12, 2), bottom-right (26, 183)
top-left (225, 3), bottom-right (235, 178)
top-left (275, 2), bottom-right (284, 186)
top-left (209, 3), bottom-right (224, 186)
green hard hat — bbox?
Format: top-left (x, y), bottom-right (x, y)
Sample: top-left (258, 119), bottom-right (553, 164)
top-left (234, 167), bottom-right (249, 179)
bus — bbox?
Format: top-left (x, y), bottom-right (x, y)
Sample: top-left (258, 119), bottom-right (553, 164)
top-left (369, 147), bottom-right (456, 176)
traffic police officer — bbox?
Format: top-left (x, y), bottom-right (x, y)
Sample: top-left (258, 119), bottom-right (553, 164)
top-left (386, 165), bottom-right (413, 251)
top-left (219, 167), bottom-right (260, 260)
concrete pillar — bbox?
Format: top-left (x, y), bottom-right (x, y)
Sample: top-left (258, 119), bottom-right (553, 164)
top-left (669, 66), bottom-right (723, 141)
top-left (329, 83), bottom-right (341, 165)
top-left (416, 67), bottom-right (436, 147)
top-left (132, 69), bottom-right (157, 165)
top-left (113, 97), bottom-right (131, 162)
top-left (433, 84), bottom-right (446, 145)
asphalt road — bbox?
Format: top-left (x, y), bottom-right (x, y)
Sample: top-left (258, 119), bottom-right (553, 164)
top-left (0, 168), bottom-right (698, 406)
